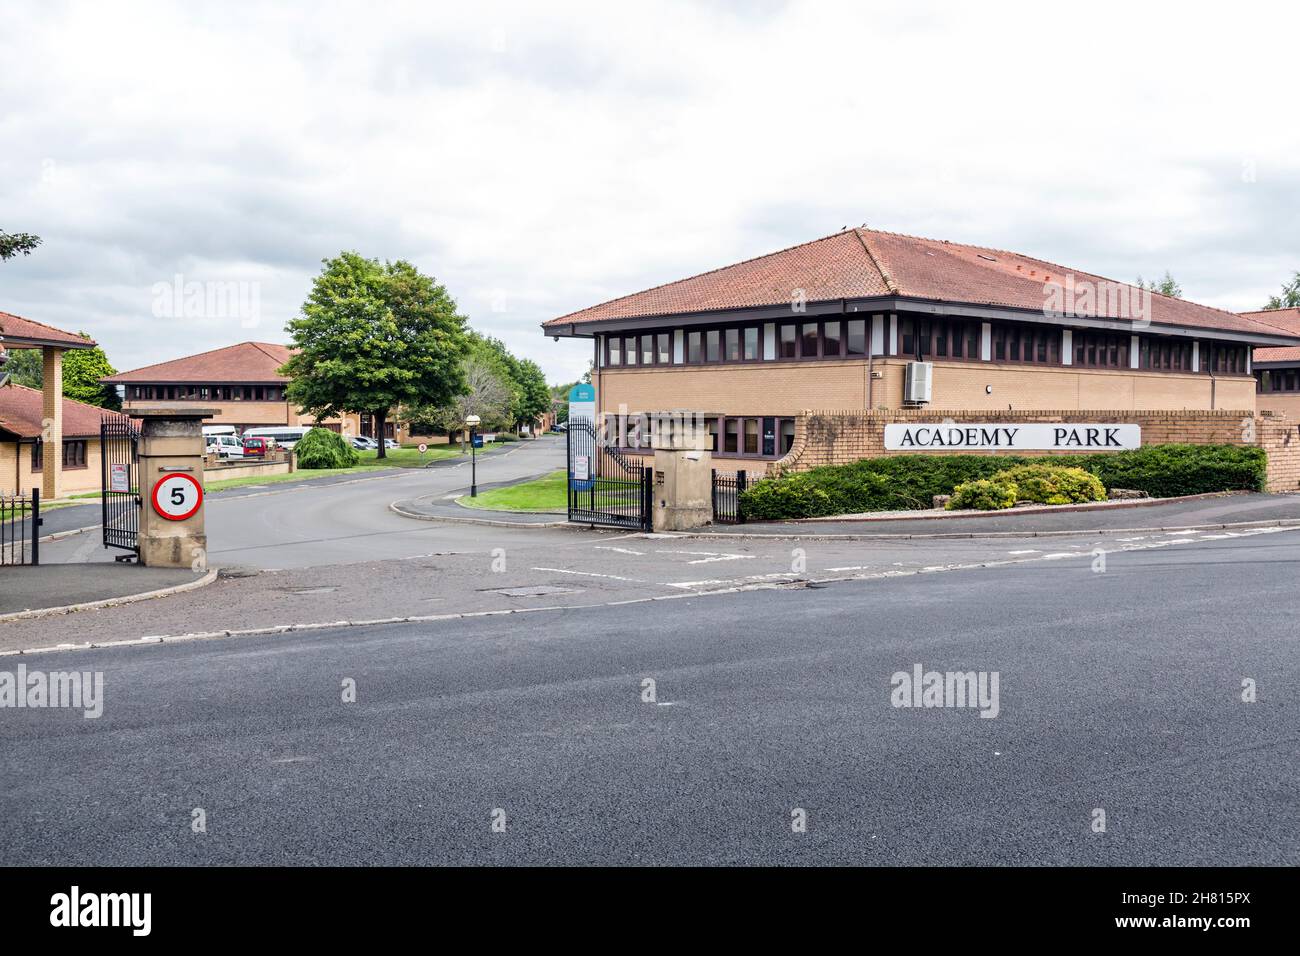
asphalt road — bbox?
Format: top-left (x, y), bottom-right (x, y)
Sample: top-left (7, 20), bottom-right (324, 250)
top-left (40, 438), bottom-right (567, 568)
top-left (3, 530), bottom-right (1295, 866)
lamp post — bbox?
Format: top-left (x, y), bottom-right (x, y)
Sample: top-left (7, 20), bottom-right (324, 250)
top-left (465, 414), bottom-right (481, 497)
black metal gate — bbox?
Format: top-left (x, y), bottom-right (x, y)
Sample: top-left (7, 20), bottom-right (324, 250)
top-left (566, 420), bottom-right (651, 531)
top-left (0, 489), bottom-right (40, 565)
top-left (711, 469), bottom-right (747, 524)
top-left (101, 415), bottom-right (141, 558)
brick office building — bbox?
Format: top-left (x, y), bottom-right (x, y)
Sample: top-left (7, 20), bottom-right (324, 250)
top-left (543, 229), bottom-right (1299, 467)
top-left (1246, 307), bottom-right (1300, 418)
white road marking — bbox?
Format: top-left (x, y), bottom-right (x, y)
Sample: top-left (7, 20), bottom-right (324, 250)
top-left (532, 566), bottom-right (644, 583)
top-left (1007, 549), bottom-right (1040, 555)
top-left (594, 546), bottom-right (645, 555)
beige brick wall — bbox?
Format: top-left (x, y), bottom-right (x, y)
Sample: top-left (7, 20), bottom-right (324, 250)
top-left (0, 438), bottom-right (103, 497)
top-left (596, 359), bottom-right (1257, 416)
top-left (1256, 391), bottom-right (1300, 418)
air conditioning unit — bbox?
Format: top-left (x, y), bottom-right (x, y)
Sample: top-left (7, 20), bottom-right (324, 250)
top-left (904, 361), bottom-right (933, 404)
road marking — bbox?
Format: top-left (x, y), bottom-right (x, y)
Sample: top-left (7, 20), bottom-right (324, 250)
top-left (1006, 549), bottom-right (1040, 555)
top-left (594, 546), bottom-right (645, 555)
top-left (532, 566), bottom-right (644, 583)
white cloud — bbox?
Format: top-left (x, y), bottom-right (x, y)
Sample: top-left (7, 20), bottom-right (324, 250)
top-left (1, 0), bottom-right (1297, 383)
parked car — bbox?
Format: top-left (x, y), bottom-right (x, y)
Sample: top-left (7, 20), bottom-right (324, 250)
top-left (206, 434), bottom-right (245, 459)
top-left (384, 439), bottom-right (400, 449)
top-left (242, 436), bottom-right (274, 458)
top-left (351, 436), bottom-right (378, 450)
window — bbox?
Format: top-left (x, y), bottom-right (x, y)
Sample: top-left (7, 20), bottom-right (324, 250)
top-left (778, 324), bottom-right (797, 359)
top-left (743, 418), bottom-right (759, 455)
top-left (708, 416), bottom-right (797, 458)
top-left (800, 323), bottom-right (819, 358)
top-left (705, 329), bottom-right (721, 363)
top-left (687, 331), bottom-right (703, 363)
top-left (624, 336), bottom-right (638, 366)
top-left (641, 335), bottom-right (654, 365)
top-left (656, 333), bottom-right (671, 364)
top-left (607, 337), bottom-right (622, 366)
top-left (743, 326), bottom-right (760, 361)
top-left (1075, 331), bottom-right (1130, 369)
top-left (823, 321), bottom-right (842, 358)
top-left (31, 440), bottom-right (88, 470)
top-left (724, 418), bottom-right (739, 454)
top-left (707, 418), bottom-right (719, 451)
top-left (846, 319), bottom-right (866, 356)
top-left (724, 328), bottom-right (740, 362)
top-left (780, 419), bottom-right (796, 454)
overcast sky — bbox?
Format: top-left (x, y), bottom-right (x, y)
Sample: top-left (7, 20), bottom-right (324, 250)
top-left (2, 0), bottom-right (1298, 384)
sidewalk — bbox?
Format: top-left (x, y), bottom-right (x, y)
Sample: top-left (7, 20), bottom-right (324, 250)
top-left (696, 492), bottom-right (1300, 538)
top-left (0, 563), bottom-right (215, 620)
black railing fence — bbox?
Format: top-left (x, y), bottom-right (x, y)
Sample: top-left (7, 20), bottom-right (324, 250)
top-left (101, 415), bottom-right (141, 557)
top-left (566, 420), bottom-right (652, 531)
top-left (711, 469), bottom-right (747, 524)
top-left (0, 488), bottom-right (40, 566)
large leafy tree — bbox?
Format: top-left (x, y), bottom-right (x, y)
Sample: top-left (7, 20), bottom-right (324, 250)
top-left (281, 252), bottom-right (469, 459)
top-left (1263, 272), bottom-right (1300, 310)
top-left (0, 229), bottom-right (40, 261)
top-left (403, 334), bottom-right (516, 441)
top-left (510, 358), bottom-right (551, 430)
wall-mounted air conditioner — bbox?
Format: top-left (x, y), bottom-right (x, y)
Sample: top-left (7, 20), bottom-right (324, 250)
top-left (904, 361), bottom-right (933, 404)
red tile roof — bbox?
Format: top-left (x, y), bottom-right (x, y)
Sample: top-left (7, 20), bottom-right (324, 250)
top-left (0, 311), bottom-right (96, 348)
top-left (1243, 308), bottom-right (1300, 363)
top-left (0, 384), bottom-right (131, 439)
top-left (103, 341), bottom-right (295, 384)
top-left (546, 228), bottom-right (1296, 341)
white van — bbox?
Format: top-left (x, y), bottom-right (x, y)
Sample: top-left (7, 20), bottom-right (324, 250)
top-left (206, 434), bottom-right (245, 459)
top-left (241, 426), bottom-right (311, 450)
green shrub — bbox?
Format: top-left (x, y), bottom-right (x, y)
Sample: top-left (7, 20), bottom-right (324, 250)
top-left (737, 474), bottom-right (836, 520)
top-left (991, 464), bottom-right (1106, 505)
top-left (294, 427), bottom-right (360, 469)
top-left (736, 444), bottom-right (1265, 520)
top-left (947, 477), bottom-right (1019, 510)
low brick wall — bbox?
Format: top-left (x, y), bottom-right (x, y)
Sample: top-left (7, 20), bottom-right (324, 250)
top-left (203, 453), bottom-right (294, 482)
top-left (768, 408), bottom-right (1300, 493)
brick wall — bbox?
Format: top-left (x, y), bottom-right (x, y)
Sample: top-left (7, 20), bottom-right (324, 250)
top-left (766, 407), bottom-right (1300, 494)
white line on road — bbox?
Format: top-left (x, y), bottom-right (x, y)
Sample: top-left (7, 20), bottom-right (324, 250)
top-left (594, 546), bottom-right (645, 555)
top-left (532, 566), bottom-right (644, 583)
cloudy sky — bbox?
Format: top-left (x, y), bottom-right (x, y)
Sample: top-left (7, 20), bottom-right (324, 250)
top-left (2, 0), bottom-right (1297, 384)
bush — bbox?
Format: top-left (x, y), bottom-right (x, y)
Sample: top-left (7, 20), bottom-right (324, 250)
top-left (947, 477), bottom-right (1019, 510)
top-left (737, 444), bottom-right (1265, 520)
top-left (990, 464), bottom-right (1106, 505)
top-left (294, 427), bottom-right (360, 469)
top-left (737, 473), bottom-right (836, 520)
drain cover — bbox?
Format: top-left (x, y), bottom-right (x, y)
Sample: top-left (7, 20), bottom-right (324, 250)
top-left (493, 584), bottom-right (580, 597)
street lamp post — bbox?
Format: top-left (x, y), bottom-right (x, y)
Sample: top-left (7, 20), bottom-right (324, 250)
top-left (465, 414), bottom-right (481, 497)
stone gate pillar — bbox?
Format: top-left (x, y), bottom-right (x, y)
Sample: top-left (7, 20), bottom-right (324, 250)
top-left (649, 410), bottom-right (714, 532)
top-left (135, 407), bottom-right (214, 569)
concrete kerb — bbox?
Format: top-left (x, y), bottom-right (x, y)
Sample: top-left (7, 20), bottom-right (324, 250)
top-left (676, 517), bottom-right (1300, 541)
top-left (11, 522), bottom-right (1299, 658)
top-left (0, 567), bottom-right (220, 625)
top-left (388, 500), bottom-right (572, 529)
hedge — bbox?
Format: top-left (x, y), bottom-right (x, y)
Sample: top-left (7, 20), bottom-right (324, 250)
top-left (948, 477), bottom-right (1019, 511)
top-left (294, 427), bottom-right (360, 469)
top-left (736, 444), bottom-right (1266, 520)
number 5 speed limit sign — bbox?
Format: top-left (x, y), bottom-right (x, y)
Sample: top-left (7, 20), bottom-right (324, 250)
top-left (151, 473), bottom-right (204, 521)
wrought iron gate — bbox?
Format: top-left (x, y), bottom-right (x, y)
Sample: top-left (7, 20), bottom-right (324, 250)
top-left (566, 420), bottom-right (651, 531)
top-left (0, 489), bottom-right (40, 565)
top-left (101, 415), bottom-right (141, 558)
top-left (711, 469), bottom-right (747, 524)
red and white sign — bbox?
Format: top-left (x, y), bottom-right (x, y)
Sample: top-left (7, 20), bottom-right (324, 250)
top-left (151, 473), bottom-right (204, 521)
top-left (418, 443), bottom-right (428, 453)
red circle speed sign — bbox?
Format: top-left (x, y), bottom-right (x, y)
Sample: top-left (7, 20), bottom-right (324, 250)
top-left (151, 473), bottom-right (204, 521)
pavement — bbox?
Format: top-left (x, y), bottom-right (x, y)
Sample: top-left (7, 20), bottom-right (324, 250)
top-left (722, 492), bottom-right (1300, 537)
top-left (2, 529), bottom-right (1295, 866)
top-left (0, 564), bottom-right (207, 618)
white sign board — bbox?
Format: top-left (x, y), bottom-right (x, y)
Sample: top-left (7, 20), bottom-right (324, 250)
top-left (109, 462), bottom-right (130, 493)
top-left (150, 473), bottom-right (204, 521)
top-left (573, 455), bottom-right (590, 481)
top-left (884, 423), bottom-right (1141, 452)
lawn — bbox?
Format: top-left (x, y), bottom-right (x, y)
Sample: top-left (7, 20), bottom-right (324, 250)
top-left (458, 470), bottom-right (567, 512)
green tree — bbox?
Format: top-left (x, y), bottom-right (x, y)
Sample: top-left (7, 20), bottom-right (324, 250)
top-left (281, 252), bottom-right (469, 459)
top-left (1263, 272), bottom-right (1300, 310)
top-left (0, 229), bottom-right (41, 261)
top-left (63, 333), bottom-right (121, 409)
top-left (403, 334), bottom-right (515, 444)
top-left (511, 358), bottom-right (551, 431)
top-left (1136, 271), bottom-right (1182, 297)
top-left (1, 335), bottom-right (120, 409)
